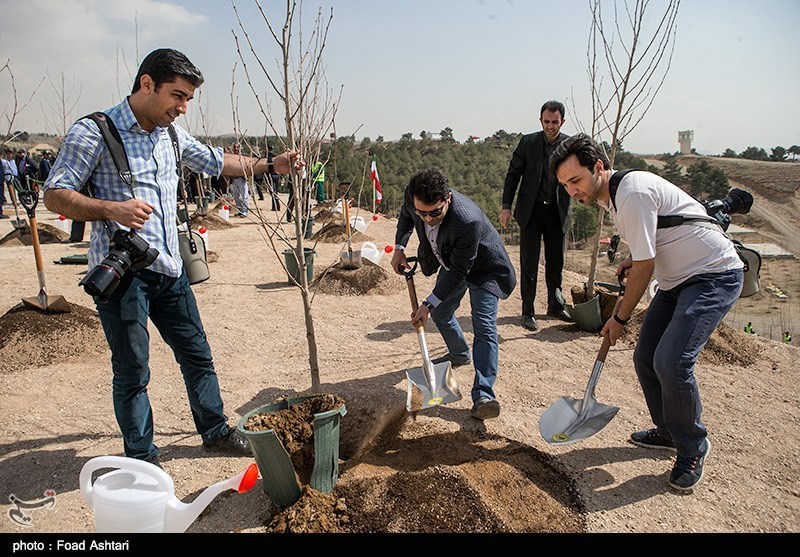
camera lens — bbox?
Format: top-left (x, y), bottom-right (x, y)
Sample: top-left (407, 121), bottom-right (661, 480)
top-left (79, 251), bottom-right (132, 300)
top-left (723, 189), bottom-right (753, 215)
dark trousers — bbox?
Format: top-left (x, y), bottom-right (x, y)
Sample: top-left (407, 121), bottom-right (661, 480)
top-left (519, 202), bottom-right (565, 316)
top-left (95, 269), bottom-right (230, 461)
top-left (633, 269), bottom-right (742, 457)
top-left (69, 220), bottom-right (86, 242)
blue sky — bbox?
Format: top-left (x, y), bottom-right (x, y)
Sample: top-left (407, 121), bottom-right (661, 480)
top-left (2, 0), bottom-right (798, 155)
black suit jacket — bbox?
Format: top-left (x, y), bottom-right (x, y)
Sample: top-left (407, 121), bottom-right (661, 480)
top-left (395, 187), bottom-right (516, 304)
top-left (502, 131), bottom-right (571, 233)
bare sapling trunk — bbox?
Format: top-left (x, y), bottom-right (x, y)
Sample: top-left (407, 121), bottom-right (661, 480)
top-left (582, 0), bottom-right (679, 301)
top-left (231, 0), bottom-right (339, 390)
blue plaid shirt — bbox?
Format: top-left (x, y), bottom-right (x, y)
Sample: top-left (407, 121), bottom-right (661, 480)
top-left (43, 98), bottom-right (223, 276)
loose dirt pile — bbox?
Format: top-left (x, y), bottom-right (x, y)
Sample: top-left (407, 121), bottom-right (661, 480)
top-left (312, 260), bottom-right (403, 296)
top-left (0, 223), bottom-right (68, 246)
top-left (311, 222), bottom-right (372, 243)
top-left (190, 212), bottom-right (235, 231)
top-left (0, 302), bottom-right (106, 374)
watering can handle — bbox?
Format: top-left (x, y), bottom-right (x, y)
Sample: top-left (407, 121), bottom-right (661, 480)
top-left (79, 455), bottom-right (174, 505)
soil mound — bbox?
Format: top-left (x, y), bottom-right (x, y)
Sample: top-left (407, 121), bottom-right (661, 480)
top-left (189, 212), bottom-right (235, 231)
top-left (620, 310), bottom-right (762, 367)
top-left (311, 222), bottom-right (371, 243)
top-left (313, 209), bottom-right (340, 225)
top-left (312, 260), bottom-right (403, 295)
top-left (259, 425), bottom-right (586, 534)
top-left (0, 223), bottom-right (69, 246)
top-left (0, 302), bottom-right (107, 374)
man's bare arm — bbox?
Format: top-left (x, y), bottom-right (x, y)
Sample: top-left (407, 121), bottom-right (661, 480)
top-left (221, 150), bottom-right (304, 177)
top-left (43, 189), bottom-right (155, 230)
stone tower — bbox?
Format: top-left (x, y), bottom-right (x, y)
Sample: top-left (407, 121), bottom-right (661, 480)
top-left (678, 130), bottom-right (694, 154)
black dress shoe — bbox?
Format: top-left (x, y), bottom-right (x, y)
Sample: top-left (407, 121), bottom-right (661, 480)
top-left (522, 316), bottom-right (538, 331)
top-left (202, 428), bottom-right (251, 456)
top-left (431, 353), bottom-right (471, 367)
top-left (547, 309), bottom-right (574, 322)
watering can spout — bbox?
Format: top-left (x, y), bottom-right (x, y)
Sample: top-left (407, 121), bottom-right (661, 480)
top-left (165, 463), bottom-right (259, 533)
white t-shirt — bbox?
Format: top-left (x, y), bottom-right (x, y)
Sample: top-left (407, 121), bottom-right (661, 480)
top-left (603, 171), bottom-right (742, 290)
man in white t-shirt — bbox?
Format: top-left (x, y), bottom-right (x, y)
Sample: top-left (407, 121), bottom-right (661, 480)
top-left (550, 133), bottom-right (743, 492)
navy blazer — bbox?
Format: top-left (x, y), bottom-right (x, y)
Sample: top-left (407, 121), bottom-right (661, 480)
top-left (395, 187), bottom-right (516, 304)
top-left (502, 130), bottom-right (571, 233)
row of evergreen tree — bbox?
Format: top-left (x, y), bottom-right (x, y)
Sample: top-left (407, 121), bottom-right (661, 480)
top-left (311, 135), bottom-right (731, 244)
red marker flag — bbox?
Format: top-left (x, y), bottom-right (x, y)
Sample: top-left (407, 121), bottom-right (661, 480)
top-left (371, 155), bottom-right (382, 203)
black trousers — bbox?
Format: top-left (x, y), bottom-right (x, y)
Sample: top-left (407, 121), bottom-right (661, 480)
top-left (519, 202), bottom-right (565, 316)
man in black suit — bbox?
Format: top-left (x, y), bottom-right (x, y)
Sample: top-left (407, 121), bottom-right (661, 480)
top-left (501, 100), bottom-right (573, 331)
top-left (392, 168), bottom-right (516, 420)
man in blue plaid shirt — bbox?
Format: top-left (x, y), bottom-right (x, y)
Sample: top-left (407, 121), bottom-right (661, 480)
top-left (43, 48), bottom-right (302, 467)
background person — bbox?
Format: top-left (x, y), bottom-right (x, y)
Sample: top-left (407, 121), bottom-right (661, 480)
top-left (42, 48), bottom-right (303, 466)
top-left (501, 100), bottom-right (573, 331)
top-left (550, 133), bottom-right (744, 491)
top-left (391, 167), bottom-right (516, 420)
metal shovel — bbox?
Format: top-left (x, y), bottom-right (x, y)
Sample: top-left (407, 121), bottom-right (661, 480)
top-left (538, 335), bottom-right (619, 445)
top-left (18, 190), bottom-right (71, 314)
top-left (539, 278), bottom-right (626, 445)
top-left (339, 197), bottom-right (362, 269)
top-left (401, 257), bottom-right (462, 412)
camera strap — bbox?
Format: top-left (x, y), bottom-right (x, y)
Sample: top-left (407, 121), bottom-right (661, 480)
top-left (608, 168), bottom-right (756, 282)
top-left (82, 112), bottom-right (137, 240)
top-left (609, 169), bottom-right (721, 230)
top-left (166, 126), bottom-right (201, 256)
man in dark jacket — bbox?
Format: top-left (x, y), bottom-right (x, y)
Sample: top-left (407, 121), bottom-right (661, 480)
top-left (392, 168), bottom-right (516, 420)
top-left (501, 100), bottom-right (572, 331)
top-left (16, 148), bottom-right (38, 191)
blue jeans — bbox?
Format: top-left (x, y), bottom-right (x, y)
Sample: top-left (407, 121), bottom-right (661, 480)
top-left (95, 269), bottom-right (230, 461)
top-left (429, 277), bottom-right (500, 403)
top-left (633, 269), bottom-right (743, 458)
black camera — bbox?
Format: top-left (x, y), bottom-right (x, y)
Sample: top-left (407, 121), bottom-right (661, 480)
top-left (79, 229), bottom-right (159, 301)
top-left (701, 188), bottom-right (753, 231)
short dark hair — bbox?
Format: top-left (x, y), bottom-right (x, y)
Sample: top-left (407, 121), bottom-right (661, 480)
top-left (540, 100), bottom-right (566, 120)
top-left (549, 133), bottom-right (610, 177)
top-left (408, 168), bottom-right (450, 205)
top-left (131, 48), bottom-right (204, 94)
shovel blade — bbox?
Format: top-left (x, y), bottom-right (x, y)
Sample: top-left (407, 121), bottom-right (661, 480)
top-left (339, 250), bottom-right (362, 269)
top-left (406, 362), bottom-right (462, 412)
top-left (22, 294), bottom-right (72, 314)
top-left (539, 395), bottom-right (619, 445)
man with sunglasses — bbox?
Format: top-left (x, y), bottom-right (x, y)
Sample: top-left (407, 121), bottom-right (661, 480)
top-left (392, 168), bottom-right (516, 420)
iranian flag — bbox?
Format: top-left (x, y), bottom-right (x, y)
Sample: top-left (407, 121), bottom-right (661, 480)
top-left (371, 155), bottom-right (382, 203)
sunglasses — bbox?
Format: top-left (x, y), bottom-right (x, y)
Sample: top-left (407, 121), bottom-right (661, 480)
top-left (414, 197), bottom-right (450, 218)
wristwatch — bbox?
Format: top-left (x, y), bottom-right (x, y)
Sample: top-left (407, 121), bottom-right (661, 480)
top-left (613, 313), bottom-right (629, 325)
top-left (422, 300), bottom-right (434, 311)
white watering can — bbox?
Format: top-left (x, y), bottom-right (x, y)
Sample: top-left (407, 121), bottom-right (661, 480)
top-left (80, 456), bottom-right (259, 533)
top-left (360, 242), bottom-right (383, 265)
